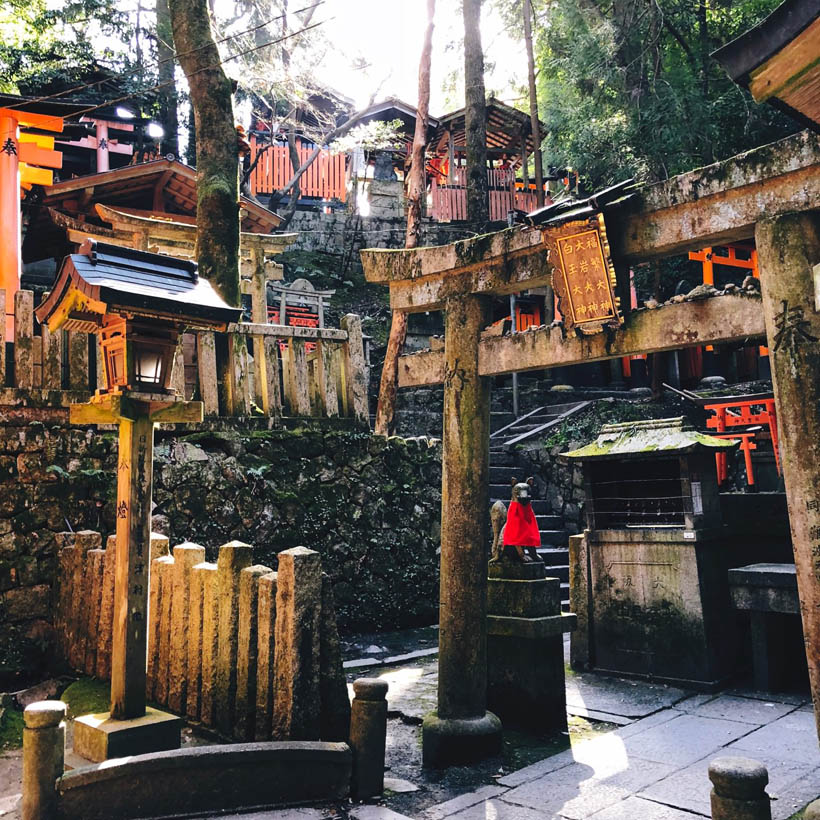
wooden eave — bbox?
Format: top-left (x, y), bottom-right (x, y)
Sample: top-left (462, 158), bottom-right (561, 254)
top-left (713, 0), bottom-right (820, 131)
top-left (431, 98), bottom-right (545, 156)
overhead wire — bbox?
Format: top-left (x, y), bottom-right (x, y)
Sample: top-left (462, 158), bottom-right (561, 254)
top-left (63, 17), bottom-right (332, 120)
top-left (2, 0), bottom-right (326, 114)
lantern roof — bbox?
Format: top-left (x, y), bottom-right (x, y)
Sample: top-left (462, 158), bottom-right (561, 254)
top-left (35, 240), bottom-right (241, 332)
top-left (560, 417), bottom-right (739, 461)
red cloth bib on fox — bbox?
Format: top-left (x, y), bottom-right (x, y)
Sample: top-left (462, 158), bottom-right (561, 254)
top-left (502, 501), bottom-right (541, 547)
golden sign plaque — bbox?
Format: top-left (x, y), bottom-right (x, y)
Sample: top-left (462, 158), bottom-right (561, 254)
top-left (543, 213), bottom-right (622, 334)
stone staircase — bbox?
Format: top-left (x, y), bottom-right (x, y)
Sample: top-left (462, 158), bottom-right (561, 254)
top-left (489, 401), bottom-right (590, 610)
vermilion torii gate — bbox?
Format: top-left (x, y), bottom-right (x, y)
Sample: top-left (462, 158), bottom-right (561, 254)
top-left (361, 129), bottom-right (820, 767)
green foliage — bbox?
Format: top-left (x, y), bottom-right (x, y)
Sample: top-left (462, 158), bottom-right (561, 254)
top-left (496, 0), bottom-right (800, 190)
top-left (329, 120), bottom-right (405, 155)
top-left (0, 705), bottom-right (24, 750)
top-left (61, 677), bottom-right (109, 718)
top-left (0, 0), bottom-right (142, 98)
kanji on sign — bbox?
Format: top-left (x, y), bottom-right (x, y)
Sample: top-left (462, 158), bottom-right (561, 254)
top-left (543, 214), bottom-right (622, 334)
top-left (2, 138), bottom-right (16, 156)
top-left (773, 299), bottom-right (817, 356)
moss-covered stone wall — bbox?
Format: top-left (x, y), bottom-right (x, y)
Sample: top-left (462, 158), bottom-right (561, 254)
top-left (0, 419), bottom-right (441, 687)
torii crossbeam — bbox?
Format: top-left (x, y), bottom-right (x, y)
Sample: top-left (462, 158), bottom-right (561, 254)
top-left (361, 129), bottom-right (820, 766)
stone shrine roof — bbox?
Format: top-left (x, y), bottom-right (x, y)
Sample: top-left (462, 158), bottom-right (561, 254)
top-left (561, 416), bottom-right (739, 461)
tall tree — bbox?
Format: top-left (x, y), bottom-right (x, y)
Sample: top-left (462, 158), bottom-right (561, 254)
top-left (374, 0), bottom-right (435, 437)
top-left (522, 0), bottom-right (544, 207)
top-left (463, 0), bottom-right (488, 227)
top-left (168, 0), bottom-right (240, 307)
top-left (155, 0), bottom-right (179, 157)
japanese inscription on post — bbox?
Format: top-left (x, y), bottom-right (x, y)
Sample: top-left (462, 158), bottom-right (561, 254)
top-left (542, 213), bottom-right (622, 334)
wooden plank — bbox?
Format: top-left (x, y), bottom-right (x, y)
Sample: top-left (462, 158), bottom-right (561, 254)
top-left (13, 290), bottom-right (34, 389)
top-left (197, 331), bottom-right (219, 417)
top-left (286, 338), bottom-right (311, 417)
top-left (32, 336), bottom-right (42, 389)
top-left (397, 292), bottom-right (767, 387)
top-left (261, 335), bottom-right (282, 421)
top-left (95, 337), bottom-right (105, 391)
top-left (340, 314), bottom-right (369, 426)
top-left (315, 340), bottom-right (339, 418)
top-left (171, 338), bottom-right (186, 398)
top-left (226, 333), bottom-right (252, 416)
top-left (230, 322), bottom-right (347, 341)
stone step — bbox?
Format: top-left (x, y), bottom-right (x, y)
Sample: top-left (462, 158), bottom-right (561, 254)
top-left (537, 546), bottom-right (569, 562)
top-left (489, 483), bottom-right (518, 499)
top-left (536, 514), bottom-right (563, 529)
top-left (540, 529), bottom-right (569, 546)
top-left (529, 500), bottom-right (551, 515)
top-left (547, 564), bottom-right (570, 583)
top-left (488, 466), bottom-right (524, 483)
top-left (488, 450), bottom-right (517, 467)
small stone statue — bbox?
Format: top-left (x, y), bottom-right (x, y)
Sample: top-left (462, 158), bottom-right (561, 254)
top-left (490, 477), bottom-right (542, 563)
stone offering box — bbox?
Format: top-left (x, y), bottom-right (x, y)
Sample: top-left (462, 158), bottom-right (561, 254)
top-left (563, 417), bottom-right (739, 688)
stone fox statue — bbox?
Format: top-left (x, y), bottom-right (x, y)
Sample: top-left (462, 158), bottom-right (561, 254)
top-left (490, 477), bottom-right (542, 562)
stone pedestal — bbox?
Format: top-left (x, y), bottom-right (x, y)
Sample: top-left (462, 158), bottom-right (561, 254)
top-left (73, 707), bottom-right (181, 763)
top-left (486, 559), bottom-right (576, 732)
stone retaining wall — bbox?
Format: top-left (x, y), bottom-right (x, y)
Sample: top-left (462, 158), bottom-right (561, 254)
top-left (0, 419), bottom-right (442, 685)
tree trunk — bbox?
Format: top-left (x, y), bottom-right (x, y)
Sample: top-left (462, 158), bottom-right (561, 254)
top-left (463, 0), bottom-right (488, 228)
top-left (276, 123), bottom-right (302, 230)
top-left (156, 0), bottom-right (179, 158)
top-left (168, 0), bottom-right (240, 307)
top-left (374, 0), bottom-right (435, 437)
top-left (523, 0), bottom-right (544, 207)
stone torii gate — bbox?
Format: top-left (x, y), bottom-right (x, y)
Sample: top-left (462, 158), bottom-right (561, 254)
top-left (361, 129), bottom-right (820, 766)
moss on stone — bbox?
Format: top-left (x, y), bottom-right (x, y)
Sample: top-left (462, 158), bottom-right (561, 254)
top-left (60, 677), bottom-right (110, 718)
top-left (0, 704), bottom-right (24, 749)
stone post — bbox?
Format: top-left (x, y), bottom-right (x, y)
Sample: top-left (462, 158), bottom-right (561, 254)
top-left (349, 679), bottom-right (388, 800)
top-left (756, 212), bottom-right (820, 740)
top-left (422, 293), bottom-right (502, 767)
top-left (22, 701), bottom-right (66, 820)
top-left (805, 799), bottom-right (820, 819)
top-left (708, 757), bottom-right (771, 820)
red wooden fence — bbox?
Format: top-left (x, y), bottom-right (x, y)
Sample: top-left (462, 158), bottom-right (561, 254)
top-left (249, 136), bottom-right (347, 202)
top-left (430, 167), bottom-right (541, 222)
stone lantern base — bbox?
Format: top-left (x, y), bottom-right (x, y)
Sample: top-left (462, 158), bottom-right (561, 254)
top-left (422, 711), bottom-right (502, 768)
top-left (73, 707), bottom-right (181, 763)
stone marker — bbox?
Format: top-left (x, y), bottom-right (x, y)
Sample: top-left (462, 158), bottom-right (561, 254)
top-left (273, 547), bottom-right (322, 740)
top-left (320, 573), bottom-right (352, 742)
top-left (350, 678), bottom-right (388, 799)
top-left (195, 562), bottom-right (219, 727)
top-left (486, 558), bottom-right (575, 731)
top-left (708, 756), bottom-right (771, 820)
top-left (154, 555), bottom-right (175, 705)
top-left (255, 571), bottom-right (278, 740)
top-left (234, 564), bottom-right (271, 740)
top-left (168, 543), bottom-right (206, 715)
top-left (215, 541), bottom-right (253, 736)
top-left (805, 799), bottom-right (820, 820)
top-left (96, 535), bottom-right (116, 680)
top-left (22, 700), bottom-right (66, 820)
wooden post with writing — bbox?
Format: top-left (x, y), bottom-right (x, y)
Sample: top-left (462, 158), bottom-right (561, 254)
top-left (111, 413), bottom-right (154, 719)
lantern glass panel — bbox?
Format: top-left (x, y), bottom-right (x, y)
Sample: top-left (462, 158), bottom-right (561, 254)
top-left (135, 348), bottom-right (164, 387)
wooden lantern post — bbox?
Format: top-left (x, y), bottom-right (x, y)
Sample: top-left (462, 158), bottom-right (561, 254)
top-left (36, 240), bottom-right (240, 759)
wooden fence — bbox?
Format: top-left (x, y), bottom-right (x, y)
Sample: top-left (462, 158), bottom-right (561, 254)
top-left (430, 167), bottom-right (540, 222)
top-left (55, 531), bottom-right (350, 742)
top-left (0, 289), bottom-right (369, 426)
top-left (249, 137), bottom-right (347, 202)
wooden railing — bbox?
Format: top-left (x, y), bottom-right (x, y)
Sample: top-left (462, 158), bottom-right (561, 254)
top-left (430, 167), bottom-right (540, 222)
top-left (0, 289), bottom-right (369, 426)
top-left (248, 136), bottom-right (347, 202)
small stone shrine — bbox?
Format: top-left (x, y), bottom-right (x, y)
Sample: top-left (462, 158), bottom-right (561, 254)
top-left (563, 417), bottom-right (739, 688)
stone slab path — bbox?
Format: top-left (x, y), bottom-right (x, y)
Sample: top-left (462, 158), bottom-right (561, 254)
top-left (353, 689), bottom-right (818, 820)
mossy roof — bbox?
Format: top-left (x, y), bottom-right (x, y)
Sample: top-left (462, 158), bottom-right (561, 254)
top-left (561, 416), bottom-right (740, 461)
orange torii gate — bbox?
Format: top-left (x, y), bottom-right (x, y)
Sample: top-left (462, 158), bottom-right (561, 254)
top-left (0, 107), bottom-right (64, 339)
top-left (361, 129), bottom-right (820, 766)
